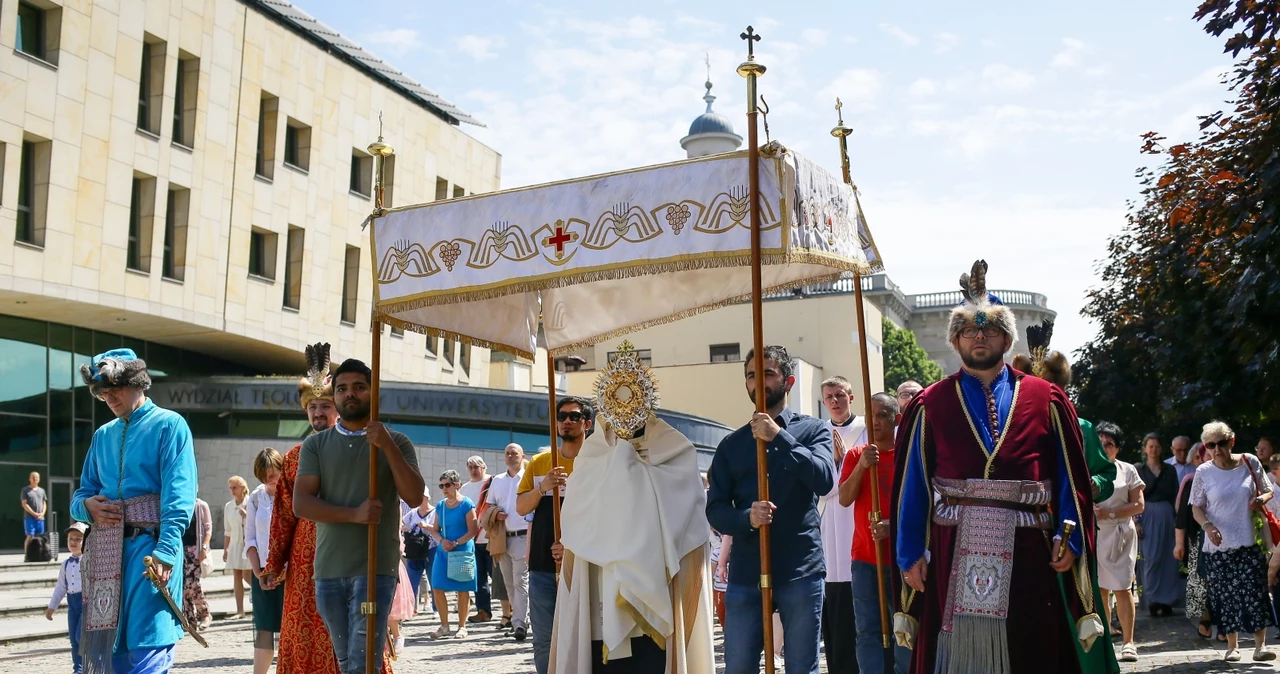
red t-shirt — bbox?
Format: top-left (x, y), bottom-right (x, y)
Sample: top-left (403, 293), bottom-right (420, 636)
top-left (838, 443), bottom-right (897, 565)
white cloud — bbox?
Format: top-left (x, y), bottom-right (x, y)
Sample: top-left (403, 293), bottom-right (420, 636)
top-left (818, 69), bottom-right (882, 111)
top-left (934, 32), bottom-right (960, 53)
top-left (908, 78), bottom-right (938, 97)
top-left (1051, 38), bottom-right (1088, 69)
top-left (981, 64), bottom-right (1036, 92)
top-left (801, 28), bottom-right (829, 47)
top-left (363, 28), bottom-right (421, 56)
top-left (456, 34), bottom-right (504, 62)
top-left (879, 23), bottom-right (920, 47)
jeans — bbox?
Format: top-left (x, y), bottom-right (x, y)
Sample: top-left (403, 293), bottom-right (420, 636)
top-left (851, 561), bottom-right (910, 674)
top-left (498, 534), bottom-right (530, 629)
top-left (724, 574), bottom-right (824, 674)
top-left (314, 575), bottom-right (398, 674)
top-left (406, 556), bottom-right (439, 613)
top-left (530, 570), bottom-right (559, 674)
top-left (67, 591), bottom-right (83, 674)
top-left (110, 645), bottom-right (174, 674)
top-left (475, 542), bottom-right (493, 615)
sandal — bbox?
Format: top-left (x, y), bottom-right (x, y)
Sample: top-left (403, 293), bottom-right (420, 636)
top-left (1119, 644), bottom-right (1138, 662)
top-left (1256, 648), bottom-right (1278, 662)
top-left (454, 627), bottom-right (469, 639)
top-left (429, 626), bottom-right (452, 640)
top-left (1198, 622), bottom-right (1214, 639)
top-left (1225, 648), bottom-right (1242, 662)
top-left (1218, 632), bottom-right (1229, 643)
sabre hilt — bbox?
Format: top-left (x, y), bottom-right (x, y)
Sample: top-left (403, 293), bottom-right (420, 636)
top-left (1057, 520), bottom-right (1077, 562)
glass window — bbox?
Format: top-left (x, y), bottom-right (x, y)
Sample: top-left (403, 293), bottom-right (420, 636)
top-left (49, 410), bottom-right (75, 478)
top-left (94, 330), bottom-right (121, 355)
top-left (278, 419), bottom-right (311, 439)
top-left (185, 413), bottom-right (228, 437)
top-left (15, 3), bottom-right (44, 60)
top-left (0, 414), bottom-right (48, 464)
top-left (449, 424), bottom-right (510, 450)
top-left (74, 421), bottom-right (92, 478)
top-left (146, 343), bottom-right (182, 379)
top-left (0, 464), bottom-right (46, 549)
top-left (16, 140), bottom-right (35, 243)
top-left (512, 431), bottom-right (551, 453)
top-left (392, 422), bottom-right (448, 446)
top-left (231, 415), bottom-right (280, 438)
top-left (49, 324), bottom-right (73, 391)
top-left (0, 315), bottom-right (47, 416)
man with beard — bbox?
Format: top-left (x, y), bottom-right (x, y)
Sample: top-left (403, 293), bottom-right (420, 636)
top-left (517, 397), bottom-right (593, 674)
top-left (707, 345), bottom-right (834, 674)
top-left (294, 359), bottom-right (424, 674)
top-left (891, 260), bottom-right (1099, 674)
top-left (265, 344), bottom-right (393, 674)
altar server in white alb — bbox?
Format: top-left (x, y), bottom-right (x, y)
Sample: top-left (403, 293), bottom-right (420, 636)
top-left (550, 342), bottom-right (715, 674)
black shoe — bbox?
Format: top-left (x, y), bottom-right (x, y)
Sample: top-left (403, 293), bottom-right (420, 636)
top-left (1161, 605), bottom-right (1175, 617)
top-left (1149, 604), bottom-right (1163, 617)
top-left (514, 626), bottom-right (527, 642)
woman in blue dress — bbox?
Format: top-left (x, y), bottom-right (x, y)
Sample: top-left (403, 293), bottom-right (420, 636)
top-left (427, 470), bottom-right (480, 640)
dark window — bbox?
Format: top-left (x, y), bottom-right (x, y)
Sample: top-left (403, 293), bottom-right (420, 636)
top-left (137, 40), bottom-right (164, 133)
top-left (283, 226), bottom-right (304, 309)
top-left (350, 150), bottom-right (371, 196)
top-left (425, 335), bottom-right (437, 357)
top-left (16, 2), bottom-right (45, 60)
top-left (283, 120), bottom-right (310, 170)
top-left (341, 246), bottom-right (359, 324)
top-left (710, 343), bottom-right (740, 362)
top-left (162, 187), bottom-right (188, 281)
top-left (452, 185), bottom-right (465, 199)
top-left (248, 229), bottom-right (267, 278)
top-left (172, 53), bottom-right (198, 146)
top-left (255, 94), bottom-right (277, 179)
top-left (443, 339), bottom-right (454, 366)
top-left (434, 177), bottom-right (448, 201)
top-left (460, 342), bottom-right (471, 375)
top-left (15, 141), bottom-right (35, 244)
top-left (450, 424), bottom-right (509, 449)
top-left (127, 178), bottom-right (144, 270)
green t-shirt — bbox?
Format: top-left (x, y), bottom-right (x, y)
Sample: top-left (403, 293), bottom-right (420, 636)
top-left (298, 425), bottom-right (419, 579)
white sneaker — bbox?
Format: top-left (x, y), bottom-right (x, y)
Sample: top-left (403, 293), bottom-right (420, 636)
top-left (1225, 648), bottom-right (1242, 662)
top-left (772, 655), bottom-right (784, 671)
top-left (394, 635), bottom-right (405, 653)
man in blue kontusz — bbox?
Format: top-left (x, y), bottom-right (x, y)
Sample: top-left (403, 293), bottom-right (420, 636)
top-left (706, 344), bottom-right (835, 674)
top-left (72, 349), bottom-right (198, 674)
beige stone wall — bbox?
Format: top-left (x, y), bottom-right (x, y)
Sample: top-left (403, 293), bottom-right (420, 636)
top-left (563, 295), bottom-right (885, 427)
top-left (0, 0), bottom-right (501, 385)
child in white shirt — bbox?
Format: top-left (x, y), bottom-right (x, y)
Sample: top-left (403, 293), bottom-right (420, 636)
top-left (46, 522), bottom-right (88, 674)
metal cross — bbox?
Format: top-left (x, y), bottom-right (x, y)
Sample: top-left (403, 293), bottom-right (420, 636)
top-left (835, 98), bottom-right (845, 125)
top-left (740, 26), bottom-right (761, 57)
top-left (377, 110), bottom-right (384, 141)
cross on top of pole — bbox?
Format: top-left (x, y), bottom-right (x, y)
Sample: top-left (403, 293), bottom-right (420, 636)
top-left (740, 25), bottom-right (761, 57)
top-left (835, 98), bottom-right (845, 125)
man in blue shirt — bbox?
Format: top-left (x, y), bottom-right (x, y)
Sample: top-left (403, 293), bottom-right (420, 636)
top-left (707, 345), bottom-right (835, 674)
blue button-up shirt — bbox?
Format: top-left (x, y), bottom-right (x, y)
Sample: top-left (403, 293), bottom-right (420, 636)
top-left (706, 407), bottom-right (835, 587)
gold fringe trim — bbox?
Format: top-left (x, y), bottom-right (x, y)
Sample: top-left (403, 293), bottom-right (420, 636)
top-left (615, 594), bottom-right (669, 655)
top-left (371, 314), bottom-right (536, 360)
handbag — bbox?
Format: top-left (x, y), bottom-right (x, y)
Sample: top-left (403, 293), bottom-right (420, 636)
top-left (403, 528), bottom-right (430, 561)
top-left (1243, 453), bottom-right (1280, 546)
top-left (440, 499), bottom-right (476, 583)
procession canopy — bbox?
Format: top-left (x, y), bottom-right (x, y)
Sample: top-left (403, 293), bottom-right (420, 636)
top-left (371, 144), bottom-right (883, 359)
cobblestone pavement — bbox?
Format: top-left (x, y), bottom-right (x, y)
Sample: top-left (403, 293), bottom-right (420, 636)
top-left (0, 609), bottom-right (1276, 673)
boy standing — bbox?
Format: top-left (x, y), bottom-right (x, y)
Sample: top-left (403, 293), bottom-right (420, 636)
top-left (46, 522), bottom-right (88, 674)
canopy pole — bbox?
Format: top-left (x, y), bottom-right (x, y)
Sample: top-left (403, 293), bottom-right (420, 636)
top-left (738, 26), bottom-right (775, 674)
top-left (547, 347), bottom-right (562, 567)
top-left (832, 100), bottom-right (892, 660)
top-left (366, 122), bottom-right (394, 674)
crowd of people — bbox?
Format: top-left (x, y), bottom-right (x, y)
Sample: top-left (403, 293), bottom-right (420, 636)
top-left (36, 259), bottom-right (1280, 674)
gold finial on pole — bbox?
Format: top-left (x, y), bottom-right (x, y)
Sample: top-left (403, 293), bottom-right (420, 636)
top-left (368, 111), bottom-right (395, 215)
top-left (831, 98), bottom-right (853, 185)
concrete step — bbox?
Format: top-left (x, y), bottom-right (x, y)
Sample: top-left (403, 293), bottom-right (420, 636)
top-left (6, 573), bottom-right (251, 619)
top-left (0, 597), bottom-right (254, 645)
top-left (0, 554), bottom-right (235, 591)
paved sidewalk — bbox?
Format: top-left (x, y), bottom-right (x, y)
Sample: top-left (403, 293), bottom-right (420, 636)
top-left (1118, 608), bottom-right (1280, 673)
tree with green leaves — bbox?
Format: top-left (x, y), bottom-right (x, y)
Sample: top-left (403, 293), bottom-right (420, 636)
top-left (1074, 0), bottom-right (1278, 445)
top-left (882, 317), bottom-right (944, 391)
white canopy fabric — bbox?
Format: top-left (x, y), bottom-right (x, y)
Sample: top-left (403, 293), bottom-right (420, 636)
top-left (371, 144), bottom-right (882, 358)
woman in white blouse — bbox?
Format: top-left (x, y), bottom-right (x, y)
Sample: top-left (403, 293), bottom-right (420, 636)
top-left (1093, 422), bottom-right (1145, 662)
top-left (223, 475), bottom-right (252, 619)
top-left (1191, 421), bottom-right (1276, 663)
top-left (245, 448), bottom-right (284, 674)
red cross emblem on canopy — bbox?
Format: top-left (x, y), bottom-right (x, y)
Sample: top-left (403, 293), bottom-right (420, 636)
top-left (541, 220), bottom-right (579, 260)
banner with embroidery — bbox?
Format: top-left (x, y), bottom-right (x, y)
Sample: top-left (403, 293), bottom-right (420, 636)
top-left (371, 145), bottom-right (880, 358)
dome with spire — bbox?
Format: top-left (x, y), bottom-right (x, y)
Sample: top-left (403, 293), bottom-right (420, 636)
top-left (680, 73), bottom-right (743, 158)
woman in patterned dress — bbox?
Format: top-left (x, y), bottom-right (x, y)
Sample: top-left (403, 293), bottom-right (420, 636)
top-left (1175, 443), bottom-right (1214, 640)
top-left (182, 498), bottom-right (212, 630)
top-left (1190, 421), bottom-right (1277, 663)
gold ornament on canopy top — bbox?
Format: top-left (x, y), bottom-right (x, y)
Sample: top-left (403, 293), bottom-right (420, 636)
top-left (593, 341), bottom-right (660, 439)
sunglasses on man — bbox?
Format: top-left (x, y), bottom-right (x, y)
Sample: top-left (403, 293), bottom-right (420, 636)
top-left (557, 411), bottom-right (585, 422)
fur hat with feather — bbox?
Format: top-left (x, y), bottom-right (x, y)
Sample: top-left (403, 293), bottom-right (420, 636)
top-left (298, 342), bottom-right (334, 409)
top-left (1011, 319), bottom-right (1071, 389)
top-left (79, 349), bottom-right (151, 398)
top-left (947, 259), bottom-right (1019, 349)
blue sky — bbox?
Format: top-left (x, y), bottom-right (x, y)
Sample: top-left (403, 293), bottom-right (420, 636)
top-left (304, 0), bottom-right (1237, 357)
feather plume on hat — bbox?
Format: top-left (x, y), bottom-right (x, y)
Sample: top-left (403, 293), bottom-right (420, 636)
top-left (947, 259), bottom-right (1018, 349)
top-left (1012, 319), bottom-right (1071, 389)
top-left (298, 342), bottom-right (334, 409)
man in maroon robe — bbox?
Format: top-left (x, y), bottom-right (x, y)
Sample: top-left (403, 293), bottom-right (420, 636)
top-left (890, 260), bottom-right (1101, 674)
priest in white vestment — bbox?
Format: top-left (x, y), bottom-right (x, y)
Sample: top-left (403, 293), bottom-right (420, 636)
top-left (549, 414), bottom-right (716, 674)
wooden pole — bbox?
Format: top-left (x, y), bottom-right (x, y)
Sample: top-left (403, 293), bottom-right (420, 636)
top-left (366, 122), bottom-right (393, 674)
top-left (547, 349), bottom-right (562, 553)
top-left (737, 26), bottom-right (774, 674)
top-left (366, 323), bottom-right (381, 673)
top-left (832, 100), bottom-right (892, 658)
